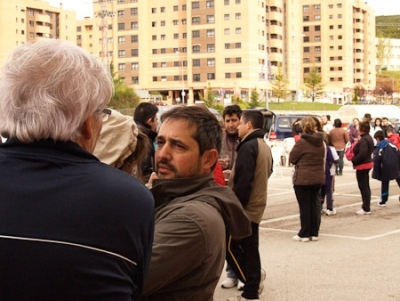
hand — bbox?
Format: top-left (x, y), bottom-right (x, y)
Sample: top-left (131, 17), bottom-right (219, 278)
top-left (145, 172), bottom-right (158, 189)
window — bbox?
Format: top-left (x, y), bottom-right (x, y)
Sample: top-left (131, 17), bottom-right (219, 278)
top-left (131, 8), bottom-right (137, 15)
top-left (151, 8), bottom-right (156, 13)
top-left (329, 35), bottom-right (334, 40)
top-left (161, 21), bottom-right (165, 26)
top-left (235, 13), bottom-right (241, 19)
top-left (183, 33), bottom-right (187, 38)
top-left (161, 34), bottom-right (165, 40)
top-left (161, 62), bottom-right (167, 68)
top-left (132, 63), bottom-right (139, 70)
top-left (315, 46), bottom-right (321, 52)
top-left (225, 58), bottom-right (231, 63)
top-left (153, 77), bottom-right (158, 82)
top-left (329, 46), bottom-right (334, 50)
top-left (338, 77), bottom-right (343, 81)
top-left (303, 26), bottom-right (309, 32)
top-left (330, 57), bottom-right (334, 61)
top-left (337, 3), bottom-right (342, 8)
top-left (225, 73), bottom-right (231, 78)
top-left (235, 43), bottom-right (241, 48)
top-left (225, 43), bottom-right (230, 49)
top-left (224, 28), bottom-right (230, 35)
top-left (193, 59), bottom-right (200, 67)
top-left (193, 74), bottom-right (201, 81)
top-left (192, 30), bottom-right (200, 38)
top-left (314, 15), bottom-right (320, 21)
top-left (182, 19), bottom-right (187, 25)
top-left (236, 72), bottom-right (242, 78)
top-left (131, 22), bottom-right (138, 29)
top-left (338, 35), bottom-right (342, 40)
top-left (315, 36), bottom-right (321, 42)
top-left (207, 29), bottom-right (215, 37)
top-left (338, 45), bottom-right (342, 50)
top-left (224, 0), bottom-right (230, 5)
top-left (174, 75), bottom-right (179, 81)
top-left (338, 67), bottom-right (343, 71)
top-left (28, 9), bottom-right (34, 15)
top-left (303, 58), bottom-right (310, 63)
top-left (173, 5), bottom-right (178, 11)
top-left (118, 50), bottom-right (125, 57)
top-left (235, 0), bottom-right (241, 3)
top-left (118, 10), bottom-right (125, 16)
top-left (207, 15), bottom-right (214, 23)
top-left (161, 7), bottom-right (165, 12)
top-left (338, 25), bottom-right (342, 29)
top-left (152, 63), bottom-right (157, 68)
top-left (338, 56), bottom-right (342, 60)
top-left (118, 0), bottom-right (124, 2)
top-left (329, 14), bottom-right (333, 19)
top-left (118, 23), bottom-right (125, 30)
top-left (207, 58), bottom-right (215, 66)
top-left (192, 17), bottom-right (200, 24)
top-left (132, 76), bottom-right (139, 84)
top-left (131, 35), bottom-right (138, 42)
top-left (118, 36), bottom-right (125, 44)
top-left (314, 4), bottom-right (320, 10)
top-left (182, 4), bottom-right (186, 10)
top-left (77, 35), bottom-right (81, 40)
top-left (207, 44), bottom-right (215, 52)
top-left (304, 67), bottom-right (310, 73)
top-left (236, 57), bottom-right (241, 63)
top-left (152, 49), bottom-right (157, 54)
top-left (173, 20), bottom-right (178, 25)
top-left (329, 25), bottom-right (334, 30)
top-left (330, 78), bottom-right (334, 82)
top-left (152, 35), bottom-right (157, 41)
top-left (304, 36), bottom-right (310, 42)
top-left (192, 1), bottom-right (200, 9)
top-left (151, 21), bottom-right (156, 27)
top-left (338, 14), bottom-right (342, 19)
top-left (315, 25), bottom-right (320, 31)
top-left (174, 33), bottom-right (179, 39)
top-left (118, 63), bottom-right (125, 71)
top-left (235, 28), bottom-right (241, 34)
top-left (303, 5), bottom-right (309, 11)
top-left (131, 49), bottom-right (138, 56)
top-left (224, 14), bottom-right (230, 20)
top-left (303, 16), bottom-right (309, 22)
top-left (161, 48), bottom-right (166, 54)
top-left (77, 26), bottom-right (81, 32)
top-left (330, 67), bottom-right (335, 71)
top-left (206, 1), bottom-right (214, 8)
top-left (193, 45), bottom-right (200, 53)
top-left (304, 47), bottom-right (310, 53)
top-left (207, 73), bottom-right (215, 80)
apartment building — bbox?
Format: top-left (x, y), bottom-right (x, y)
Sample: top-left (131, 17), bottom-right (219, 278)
top-left (289, 0), bottom-right (376, 104)
top-left (84, 0), bottom-right (376, 105)
top-left (377, 38), bottom-right (400, 71)
top-left (0, 0), bottom-right (77, 66)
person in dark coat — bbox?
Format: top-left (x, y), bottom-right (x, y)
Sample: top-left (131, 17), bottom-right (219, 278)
top-left (372, 130), bottom-right (400, 206)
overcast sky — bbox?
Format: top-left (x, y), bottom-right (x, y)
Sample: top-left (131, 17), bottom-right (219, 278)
top-left (48, 0), bottom-right (398, 20)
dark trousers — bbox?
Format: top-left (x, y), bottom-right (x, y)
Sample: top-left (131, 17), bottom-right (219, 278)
top-left (320, 175), bottom-right (335, 210)
top-left (336, 150), bottom-right (344, 175)
top-left (381, 177), bottom-right (400, 203)
top-left (294, 185), bottom-right (321, 238)
top-left (356, 169), bottom-right (371, 212)
top-left (226, 222), bottom-right (261, 300)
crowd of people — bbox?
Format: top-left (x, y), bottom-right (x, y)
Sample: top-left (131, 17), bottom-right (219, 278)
top-left (1, 39), bottom-right (399, 301)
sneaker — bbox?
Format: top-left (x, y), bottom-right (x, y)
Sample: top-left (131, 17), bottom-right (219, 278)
top-left (221, 277), bottom-right (238, 289)
top-left (292, 235), bottom-right (310, 242)
top-left (326, 209), bottom-right (337, 216)
top-left (355, 208), bottom-right (371, 215)
top-left (258, 268), bottom-right (266, 294)
top-left (227, 296), bottom-right (260, 301)
top-left (237, 280), bottom-right (244, 291)
top-left (377, 201), bottom-right (386, 207)
top-left (310, 236), bottom-right (319, 241)
top-left (321, 208), bottom-right (327, 214)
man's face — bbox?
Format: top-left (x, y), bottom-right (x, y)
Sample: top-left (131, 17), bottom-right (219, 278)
top-left (237, 117), bottom-right (251, 139)
top-left (155, 119), bottom-right (209, 179)
top-left (147, 116), bottom-right (159, 132)
top-left (224, 113), bottom-right (240, 135)
top-left (382, 119), bottom-right (388, 126)
top-left (321, 116), bottom-right (327, 125)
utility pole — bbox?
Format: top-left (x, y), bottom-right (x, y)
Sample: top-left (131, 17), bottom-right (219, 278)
top-left (94, 0), bottom-right (115, 66)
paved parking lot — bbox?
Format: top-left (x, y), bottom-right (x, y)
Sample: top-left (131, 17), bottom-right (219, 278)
top-left (214, 164), bottom-right (400, 301)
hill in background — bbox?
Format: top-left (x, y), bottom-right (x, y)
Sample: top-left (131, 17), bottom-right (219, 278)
top-left (376, 15), bottom-right (400, 38)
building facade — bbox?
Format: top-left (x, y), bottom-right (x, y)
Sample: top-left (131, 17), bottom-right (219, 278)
top-left (0, 0), bottom-right (76, 66)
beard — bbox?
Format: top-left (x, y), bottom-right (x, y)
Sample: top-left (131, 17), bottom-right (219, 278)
top-left (156, 158), bottom-right (203, 179)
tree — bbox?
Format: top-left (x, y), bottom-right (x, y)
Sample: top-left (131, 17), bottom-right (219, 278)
top-left (202, 82), bottom-right (217, 107)
top-left (304, 66), bottom-right (324, 102)
top-left (248, 88), bottom-right (261, 108)
top-left (108, 61), bottom-right (140, 109)
top-left (376, 37), bottom-right (392, 74)
top-left (270, 64), bottom-right (289, 103)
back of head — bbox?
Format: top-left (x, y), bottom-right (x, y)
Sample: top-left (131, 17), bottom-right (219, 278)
top-left (241, 110), bottom-right (264, 129)
top-left (359, 121), bottom-right (370, 134)
top-left (223, 104), bottom-right (242, 119)
top-left (364, 113), bottom-right (372, 122)
top-left (0, 39), bottom-right (113, 143)
top-left (134, 102), bottom-right (158, 124)
top-left (302, 116), bottom-right (317, 135)
top-left (333, 118), bottom-right (342, 128)
top-left (93, 109), bottom-right (140, 172)
top-left (161, 106), bottom-right (222, 154)
top-left (374, 130), bottom-right (385, 141)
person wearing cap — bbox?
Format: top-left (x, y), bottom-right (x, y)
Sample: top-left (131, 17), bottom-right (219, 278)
top-left (0, 39), bottom-right (154, 301)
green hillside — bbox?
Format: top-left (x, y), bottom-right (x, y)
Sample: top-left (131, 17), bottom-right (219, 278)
top-left (376, 15), bottom-right (400, 38)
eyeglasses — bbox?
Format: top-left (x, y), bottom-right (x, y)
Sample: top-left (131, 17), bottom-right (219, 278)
top-left (102, 108), bottom-right (111, 122)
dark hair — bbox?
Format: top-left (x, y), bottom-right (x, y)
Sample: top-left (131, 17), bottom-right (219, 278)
top-left (161, 106), bottom-right (222, 155)
top-left (327, 115), bottom-right (331, 121)
top-left (134, 102), bottom-right (158, 124)
top-left (374, 130), bottom-right (384, 141)
top-left (364, 113), bottom-right (372, 121)
top-left (313, 117), bottom-right (323, 132)
top-left (223, 104), bottom-right (242, 119)
top-left (326, 134), bottom-right (334, 146)
top-left (241, 110), bottom-right (264, 129)
top-left (374, 118), bottom-right (382, 126)
top-left (358, 121), bottom-right (370, 134)
top-left (333, 118), bottom-right (342, 128)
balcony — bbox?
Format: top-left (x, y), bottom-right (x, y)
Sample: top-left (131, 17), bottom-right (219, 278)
top-left (268, 11), bottom-right (282, 21)
top-left (36, 25), bottom-right (50, 35)
top-left (354, 52), bottom-right (363, 59)
top-left (268, 38), bottom-right (282, 48)
top-left (35, 14), bottom-right (50, 23)
top-left (354, 32), bottom-right (363, 39)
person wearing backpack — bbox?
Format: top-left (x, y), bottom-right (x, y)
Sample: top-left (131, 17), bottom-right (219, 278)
top-left (372, 130), bottom-right (400, 206)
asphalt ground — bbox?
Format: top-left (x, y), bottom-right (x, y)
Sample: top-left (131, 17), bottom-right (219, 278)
top-left (214, 162), bottom-right (400, 301)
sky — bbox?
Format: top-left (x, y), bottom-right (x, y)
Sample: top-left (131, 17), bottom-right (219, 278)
top-left (48, 0), bottom-right (398, 19)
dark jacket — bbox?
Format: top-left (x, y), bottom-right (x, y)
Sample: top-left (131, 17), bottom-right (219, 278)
top-left (143, 174), bottom-right (251, 301)
top-left (136, 122), bottom-right (157, 182)
top-left (352, 133), bottom-right (374, 167)
top-left (289, 132), bottom-right (325, 186)
top-left (372, 139), bottom-right (400, 181)
top-left (0, 139), bottom-right (154, 301)
top-left (229, 129), bottom-right (273, 224)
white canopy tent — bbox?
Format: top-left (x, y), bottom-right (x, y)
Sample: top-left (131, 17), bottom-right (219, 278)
top-left (336, 105), bottom-right (400, 124)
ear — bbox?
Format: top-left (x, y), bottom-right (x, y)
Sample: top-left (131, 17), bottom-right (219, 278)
top-left (76, 116), bottom-right (95, 152)
top-left (146, 117), bottom-right (153, 125)
top-left (202, 149), bottom-right (218, 172)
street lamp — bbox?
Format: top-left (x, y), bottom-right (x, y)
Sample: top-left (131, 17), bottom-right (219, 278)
top-left (176, 50), bottom-right (185, 103)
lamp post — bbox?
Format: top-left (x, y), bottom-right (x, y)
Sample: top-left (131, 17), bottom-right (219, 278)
top-left (176, 50), bottom-right (185, 103)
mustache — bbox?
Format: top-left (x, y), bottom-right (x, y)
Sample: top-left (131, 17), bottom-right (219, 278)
top-left (156, 159), bottom-right (177, 173)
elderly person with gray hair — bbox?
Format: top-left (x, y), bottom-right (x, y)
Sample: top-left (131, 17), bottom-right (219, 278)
top-left (0, 40), bottom-right (154, 301)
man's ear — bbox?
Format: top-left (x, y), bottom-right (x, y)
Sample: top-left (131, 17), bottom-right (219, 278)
top-left (76, 116), bottom-right (95, 152)
top-left (146, 117), bottom-right (153, 125)
top-left (202, 149), bottom-right (218, 171)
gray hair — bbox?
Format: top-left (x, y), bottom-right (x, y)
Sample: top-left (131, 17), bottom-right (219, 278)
top-left (0, 39), bottom-right (113, 143)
